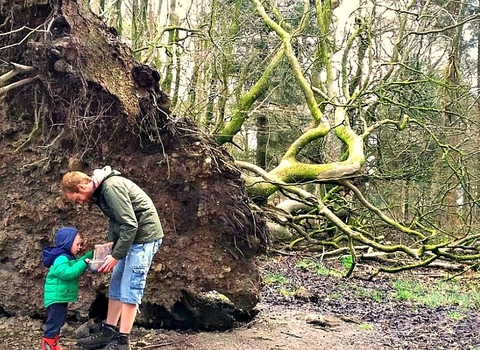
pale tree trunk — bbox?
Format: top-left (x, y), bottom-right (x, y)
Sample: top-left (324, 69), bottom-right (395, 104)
top-left (204, 78), bottom-right (216, 129)
top-left (472, 4), bottom-right (480, 216)
top-left (131, 0), bottom-right (150, 57)
top-left (476, 4), bottom-right (480, 94)
top-left (436, 1), bottom-right (467, 233)
top-left (161, 0), bottom-right (178, 94)
top-left (186, 52), bottom-right (201, 121)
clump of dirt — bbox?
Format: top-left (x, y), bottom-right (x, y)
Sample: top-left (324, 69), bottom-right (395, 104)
top-left (2, 255), bottom-right (480, 350)
top-left (0, 117), bottom-right (268, 327)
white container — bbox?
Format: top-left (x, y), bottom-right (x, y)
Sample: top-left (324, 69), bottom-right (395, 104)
top-left (88, 260), bottom-right (105, 272)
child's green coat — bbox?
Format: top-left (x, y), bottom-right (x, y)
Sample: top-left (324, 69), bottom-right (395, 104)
top-left (43, 250), bottom-right (93, 308)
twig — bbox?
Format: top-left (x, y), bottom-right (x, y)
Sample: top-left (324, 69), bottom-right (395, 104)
top-left (141, 341), bottom-right (177, 348)
top-left (21, 157), bottom-right (48, 168)
top-left (0, 76), bottom-right (38, 95)
top-left (0, 63), bottom-right (35, 85)
top-left (280, 330), bottom-right (302, 338)
top-left (0, 24), bottom-right (48, 51)
top-left (268, 249), bottom-right (296, 256)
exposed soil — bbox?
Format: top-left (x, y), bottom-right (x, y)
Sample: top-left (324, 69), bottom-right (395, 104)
top-left (2, 254), bottom-right (480, 350)
top-left (1, 0), bottom-right (266, 328)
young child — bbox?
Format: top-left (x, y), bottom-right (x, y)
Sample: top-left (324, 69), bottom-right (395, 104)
top-left (41, 226), bottom-right (93, 350)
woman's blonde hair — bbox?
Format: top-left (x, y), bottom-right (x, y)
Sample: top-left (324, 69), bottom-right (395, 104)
top-left (61, 171), bottom-right (91, 193)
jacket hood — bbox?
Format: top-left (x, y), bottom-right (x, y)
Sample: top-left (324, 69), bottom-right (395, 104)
top-left (42, 227), bottom-right (78, 267)
top-left (92, 166), bottom-right (113, 188)
top-left (92, 166), bottom-right (122, 200)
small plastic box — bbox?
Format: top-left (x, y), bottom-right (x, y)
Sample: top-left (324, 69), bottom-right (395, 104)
top-left (88, 243), bottom-right (112, 272)
top-left (88, 260), bottom-right (104, 272)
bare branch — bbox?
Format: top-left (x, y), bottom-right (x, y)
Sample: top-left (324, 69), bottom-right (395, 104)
top-left (0, 63), bottom-right (36, 85)
top-left (0, 76), bottom-right (38, 96)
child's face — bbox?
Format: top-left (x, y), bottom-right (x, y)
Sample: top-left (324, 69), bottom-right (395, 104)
top-left (71, 234), bottom-right (83, 255)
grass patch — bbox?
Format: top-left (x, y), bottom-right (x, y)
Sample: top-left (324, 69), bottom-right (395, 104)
top-left (446, 310), bottom-right (466, 320)
top-left (392, 279), bottom-right (480, 309)
top-left (280, 288), bottom-right (297, 298)
top-left (296, 257), bottom-right (344, 277)
top-left (340, 255), bottom-right (353, 270)
top-left (263, 272), bottom-right (298, 298)
top-left (355, 287), bottom-right (384, 302)
top-left (263, 273), bottom-right (288, 285)
top-left (329, 292), bottom-right (341, 300)
top-left (359, 323), bottom-right (373, 331)
top-left (263, 256), bottom-right (480, 311)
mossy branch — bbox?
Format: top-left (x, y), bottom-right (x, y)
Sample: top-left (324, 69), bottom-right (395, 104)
top-left (250, 0), bottom-right (328, 125)
top-left (340, 179), bottom-right (426, 240)
top-left (215, 46), bottom-right (285, 145)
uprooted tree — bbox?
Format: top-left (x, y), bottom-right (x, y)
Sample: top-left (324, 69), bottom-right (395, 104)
top-left (231, 1), bottom-right (480, 276)
top-left (0, 0), bottom-right (267, 330)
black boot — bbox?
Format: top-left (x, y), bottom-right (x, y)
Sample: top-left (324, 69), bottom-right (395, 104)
top-left (77, 323), bottom-right (118, 350)
top-left (102, 333), bottom-right (130, 350)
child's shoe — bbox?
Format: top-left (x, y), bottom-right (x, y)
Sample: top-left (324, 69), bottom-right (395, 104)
top-left (41, 337), bottom-right (56, 350)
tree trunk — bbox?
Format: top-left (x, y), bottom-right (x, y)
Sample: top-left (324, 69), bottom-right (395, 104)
top-left (255, 114), bottom-right (267, 169)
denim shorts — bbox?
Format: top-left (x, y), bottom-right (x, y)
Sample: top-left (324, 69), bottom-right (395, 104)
top-left (108, 239), bottom-right (161, 305)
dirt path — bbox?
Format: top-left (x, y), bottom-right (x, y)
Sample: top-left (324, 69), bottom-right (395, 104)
top-left (2, 255), bottom-right (480, 349)
top-left (130, 304), bottom-right (383, 350)
top-left (0, 303), bottom-right (385, 350)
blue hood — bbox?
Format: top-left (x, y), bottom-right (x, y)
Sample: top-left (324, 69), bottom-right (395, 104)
top-left (42, 227), bottom-right (78, 267)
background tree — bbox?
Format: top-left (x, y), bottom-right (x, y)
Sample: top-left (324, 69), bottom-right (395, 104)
top-left (177, 0), bottom-right (480, 276)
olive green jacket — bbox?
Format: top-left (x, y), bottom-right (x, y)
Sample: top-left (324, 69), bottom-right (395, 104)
top-left (43, 251), bottom-right (93, 308)
top-left (93, 169), bottom-right (164, 260)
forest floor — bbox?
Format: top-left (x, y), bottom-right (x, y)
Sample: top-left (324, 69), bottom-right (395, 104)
top-left (2, 254), bottom-right (480, 350)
